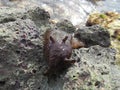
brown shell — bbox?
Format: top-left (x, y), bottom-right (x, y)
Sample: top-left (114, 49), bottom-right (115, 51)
top-left (43, 29), bottom-right (85, 75)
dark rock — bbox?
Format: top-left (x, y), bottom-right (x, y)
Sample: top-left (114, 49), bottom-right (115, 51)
top-left (112, 29), bottom-right (120, 40)
top-left (28, 7), bottom-right (50, 26)
top-left (94, 81), bottom-right (103, 88)
top-left (74, 25), bottom-right (111, 47)
top-left (0, 17), bottom-right (44, 90)
top-left (56, 20), bottom-right (76, 33)
top-left (0, 7), bottom-right (50, 26)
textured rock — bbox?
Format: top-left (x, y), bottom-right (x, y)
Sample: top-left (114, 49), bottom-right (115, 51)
top-left (0, 7), bottom-right (48, 90)
top-left (0, 0), bottom-right (96, 26)
top-left (64, 45), bottom-right (116, 90)
top-left (0, 40), bottom-right (116, 90)
top-left (56, 20), bottom-right (76, 33)
top-left (0, 6), bottom-right (118, 90)
top-left (74, 25), bottom-right (111, 47)
top-left (111, 65), bottom-right (120, 90)
top-left (0, 19), bottom-right (44, 90)
top-left (0, 6), bottom-right (50, 26)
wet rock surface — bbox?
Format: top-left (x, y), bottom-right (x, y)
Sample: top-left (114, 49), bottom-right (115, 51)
top-left (0, 6), bottom-right (119, 90)
top-left (66, 45), bottom-right (116, 90)
top-left (56, 20), bottom-right (76, 33)
top-left (0, 0), bottom-right (96, 26)
top-left (0, 7), bottom-right (50, 25)
top-left (74, 25), bottom-right (111, 47)
top-left (0, 19), bottom-right (43, 90)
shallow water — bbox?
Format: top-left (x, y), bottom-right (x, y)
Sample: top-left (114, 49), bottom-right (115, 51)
top-left (33, 0), bottom-right (95, 26)
top-left (96, 0), bottom-right (120, 12)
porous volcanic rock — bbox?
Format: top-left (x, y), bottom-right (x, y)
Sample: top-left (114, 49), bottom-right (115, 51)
top-left (74, 25), bottom-right (111, 47)
top-left (0, 6), bottom-right (118, 90)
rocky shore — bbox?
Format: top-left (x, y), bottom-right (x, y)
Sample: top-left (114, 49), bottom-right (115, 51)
top-left (0, 5), bottom-right (120, 90)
